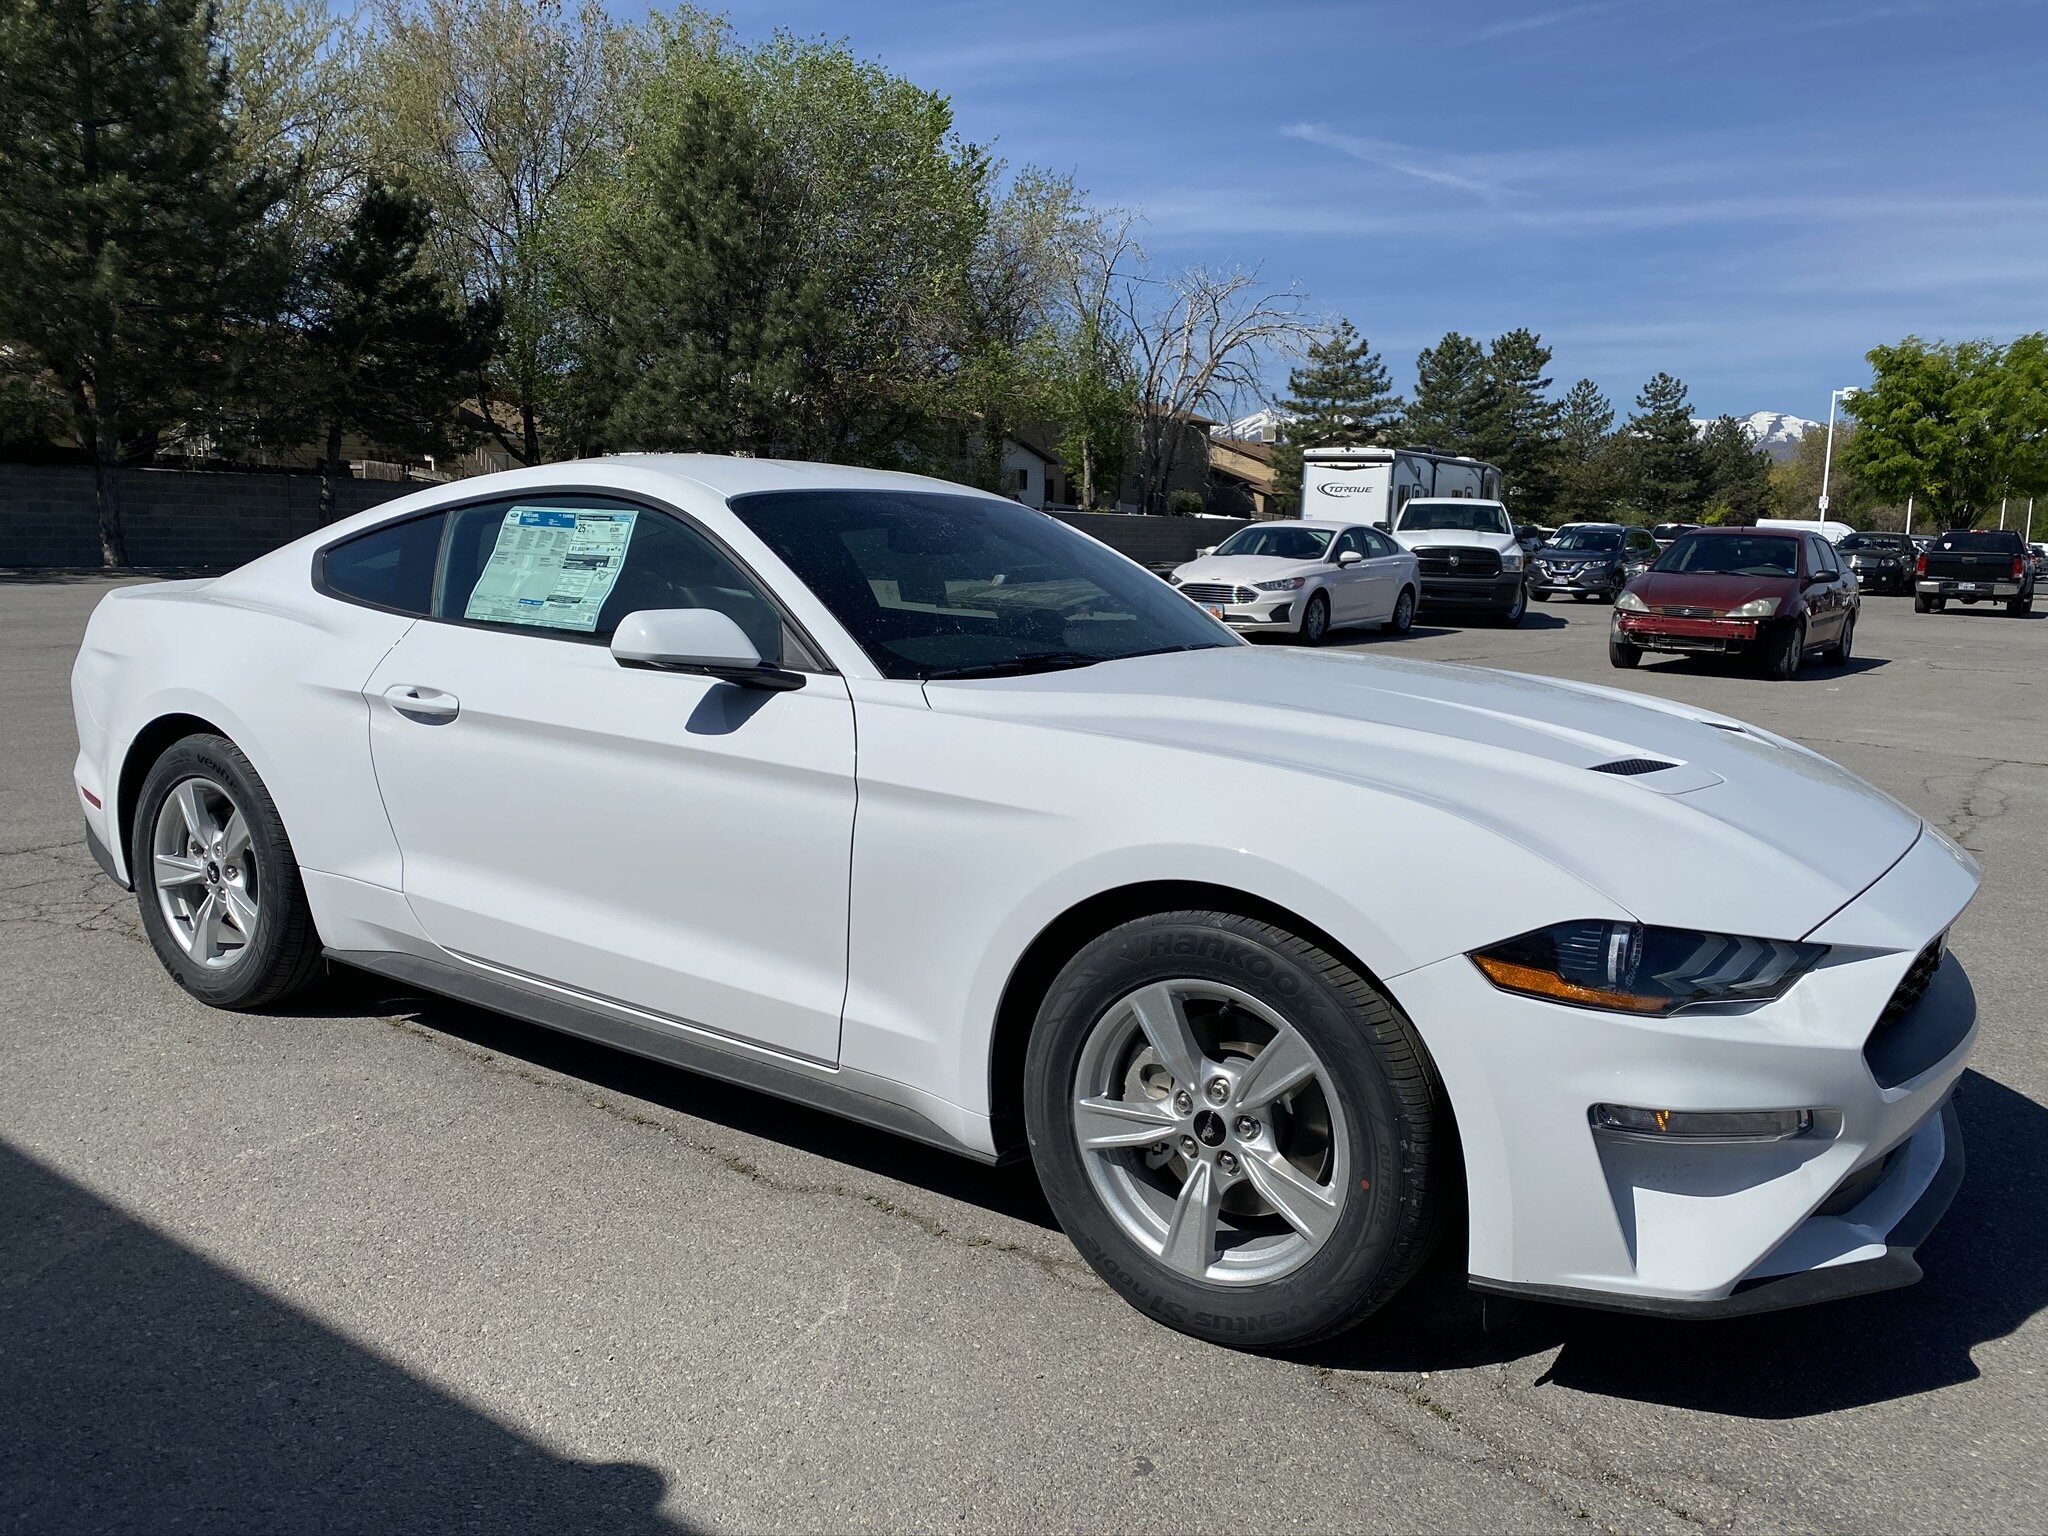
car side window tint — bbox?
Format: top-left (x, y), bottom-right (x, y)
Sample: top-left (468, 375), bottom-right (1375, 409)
top-left (320, 513), bottom-right (446, 616)
top-left (1330, 528), bottom-right (1369, 560)
top-left (1363, 528), bottom-right (1399, 558)
top-left (438, 497), bottom-right (786, 661)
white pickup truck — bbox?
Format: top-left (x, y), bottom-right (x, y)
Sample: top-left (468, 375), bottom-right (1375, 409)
top-left (1381, 497), bottom-right (1529, 627)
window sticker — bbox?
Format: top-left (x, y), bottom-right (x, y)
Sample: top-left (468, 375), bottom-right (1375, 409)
top-left (462, 505), bottom-right (639, 632)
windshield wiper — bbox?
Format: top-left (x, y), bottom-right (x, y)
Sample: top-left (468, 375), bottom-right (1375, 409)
top-left (923, 651), bottom-right (1107, 680)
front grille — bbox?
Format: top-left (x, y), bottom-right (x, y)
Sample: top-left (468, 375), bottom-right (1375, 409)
top-left (1862, 935), bottom-right (1963, 1089)
top-left (1415, 547), bottom-right (1502, 579)
top-left (1179, 582), bottom-right (1253, 605)
top-left (1588, 757), bottom-right (1679, 777)
top-left (1659, 605), bottom-right (1719, 618)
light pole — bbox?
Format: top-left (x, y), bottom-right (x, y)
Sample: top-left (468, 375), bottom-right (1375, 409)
top-left (1904, 494), bottom-right (1913, 535)
top-left (1818, 386), bottom-right (1859, 517)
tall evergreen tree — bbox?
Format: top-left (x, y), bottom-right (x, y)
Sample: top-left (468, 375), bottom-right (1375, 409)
top-left (1480, 328), bottom-right (1563, 518)
top-left (1554, 377), bottom-right (1617, 520)
top-left (0, 0), bottom-right (285, 565)
top-left (292, 181), bottom-right (497, 521)
top-left (1624, 371), bottom-right (1702, 520)
top-left (1271, 319), bottom-right (1401, 512)
top-left (1697, 414), bottom-right (1773, 525)
top-left (1402, 332), bottom-right (1496, 457)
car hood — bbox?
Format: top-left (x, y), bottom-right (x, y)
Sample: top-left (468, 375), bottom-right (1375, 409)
top-left (1389, 527), bottom-right (1514, 551)
top-left (924, 647), bottom-right (1922, 941)
top-left (1170, 554), bottom-right (1320, 586)
top-left (1629, 571), bottom-right (1799, 612)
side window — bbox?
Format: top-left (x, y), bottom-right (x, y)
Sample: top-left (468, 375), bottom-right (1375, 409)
top-left (1330, 528), bottom-right (1369, 561)
top-left (319, 513), bottom-right (446, 616)
top-left (1629, 530), bottom-right (1656, 556)
top-left (1363, 528), bottom-right (1400, 559)
top-left (438, 497), bottom-right (786, 662)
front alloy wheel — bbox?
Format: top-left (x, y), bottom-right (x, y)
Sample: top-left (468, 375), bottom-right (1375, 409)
top-left (1299, 590), bottom-right (1331, 645)
top-left (1025, 911), bottom-right (1445, 1350)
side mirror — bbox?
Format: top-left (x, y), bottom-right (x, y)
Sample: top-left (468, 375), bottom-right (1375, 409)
top-left (610, 609), bottom-right (803, 692)
top-left (1804, 572), bottom-right (1829, 587)
top-left (1336, 549), bottom-right (1365, 567)
top-left (1196, 546), bottom-right (1216, 558)
top-left (1372, 520), bottom-right (1390, 532)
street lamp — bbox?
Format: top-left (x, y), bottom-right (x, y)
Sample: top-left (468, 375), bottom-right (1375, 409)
top-left (1818, 386), bottom-right (1859, 517)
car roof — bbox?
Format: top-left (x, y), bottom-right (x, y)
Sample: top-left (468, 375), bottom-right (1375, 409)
top-left (1265, 519), bottom-right (1363, 533)
top-left (1682, 525), bottom-right (1802, 538)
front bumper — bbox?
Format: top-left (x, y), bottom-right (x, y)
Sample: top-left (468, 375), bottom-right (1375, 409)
top-left (1848, 562), bottom-right (1907, 591)
top-left (1613, 611), bottom-right (1762, 654)
top-left (1393, 825), bottom-right (1980, 1315)
top-left (1201, 596), bottom-right (1298, 631)
top-left (1419, 571), bottom-right (1523, 609)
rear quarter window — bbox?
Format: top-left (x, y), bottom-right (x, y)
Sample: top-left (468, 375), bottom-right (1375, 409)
top-left (318, 514), bottom-right (446, 616)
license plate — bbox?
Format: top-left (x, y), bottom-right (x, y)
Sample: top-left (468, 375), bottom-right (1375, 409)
top-left (1960, 583), bottom-right (1983, 592)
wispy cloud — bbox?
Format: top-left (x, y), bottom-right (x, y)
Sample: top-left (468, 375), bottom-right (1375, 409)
top-left (1473, 1), bottom-right (1621, 42)
top-left (1280, 125), bottom-right (1512, 203)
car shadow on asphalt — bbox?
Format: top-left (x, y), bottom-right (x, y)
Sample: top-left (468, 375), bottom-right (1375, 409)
top-left (300, 965), bottom-right (1062, 1233)
top-left (0, 1137), bottom-right (685, 1535)
top-left (1310, 1069), bottom-right (2044, 1417)
top-left (1644, 654), bottom-right (1890, 682)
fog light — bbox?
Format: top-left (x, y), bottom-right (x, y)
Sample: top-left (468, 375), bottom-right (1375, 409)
top-left (1590, 1104), bottom-right (1814, 1141)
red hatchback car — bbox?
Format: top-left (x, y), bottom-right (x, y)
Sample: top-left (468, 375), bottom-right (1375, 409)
top-left (1610, 527), bottom-right (1860, 679)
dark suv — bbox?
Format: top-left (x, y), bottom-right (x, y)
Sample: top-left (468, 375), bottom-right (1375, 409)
top-left (1530, 524), bottom-right (1658, 603)
top-left (1837, 531), bottom-right (1915, 595)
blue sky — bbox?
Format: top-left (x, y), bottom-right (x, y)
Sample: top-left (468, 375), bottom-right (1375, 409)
top-left (673, 0), bottom-right (2048, 421)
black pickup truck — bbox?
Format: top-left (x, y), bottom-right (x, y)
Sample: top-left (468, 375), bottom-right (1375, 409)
top-left (1915, 529), bottom-right (2036, 615)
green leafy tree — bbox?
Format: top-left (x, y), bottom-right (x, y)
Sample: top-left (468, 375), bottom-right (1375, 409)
top-left (1270, 320), bottom-right (1401, 513)
top-left (1480, 328), bottom-right (1563, 517)
top-left (291, 181), bottom-right (497, 520)
top-left (1697, 414), bottom-right (1773, 525)
top-left (1050, 312), bottom-right (1136, 508)
top-left (1844, 335), bottom-right (2048, 528)
top-left (1402, 332), bottom-right (1497, 455)
top-left (1623, 372), bottom-right (1701, 521)
top-left (0, 0), bottom-right (285, 565)
top-left (1553, 377), bottom-right (1616, 520)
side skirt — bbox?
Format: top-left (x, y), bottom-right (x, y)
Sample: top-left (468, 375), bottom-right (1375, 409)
top-left (328, 947), bottom-right (1004, 1165)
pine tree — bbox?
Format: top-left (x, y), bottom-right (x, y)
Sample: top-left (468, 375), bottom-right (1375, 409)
top-left (1697, 414), bottom-right (1773, 525)
top-left (1480, 328), bottom-right (1563, 518)
top-left (1624, 371), bottom-right (1702, 520)
top-left (1402, 332), bottom-right (1497, 457)
top-left (293, 182), bottom-right (497, 522)
top-left (1271, 320), bottom-right (1401, 512)
top-left (0, 0), bottom-right (284, 565)
top-left (1555, 378), bottom-right (1616, 519)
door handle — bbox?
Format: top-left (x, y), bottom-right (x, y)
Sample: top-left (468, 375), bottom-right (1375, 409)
top-left (384, 684), bottom-right (460, 724)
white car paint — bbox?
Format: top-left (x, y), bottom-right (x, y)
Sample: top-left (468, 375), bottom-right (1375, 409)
top-left (1168, 519), bottom-right (1419, 636)
top-left (71, 454), bottom-right (1979, 1317)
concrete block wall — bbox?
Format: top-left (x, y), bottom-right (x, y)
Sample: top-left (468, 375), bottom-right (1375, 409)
top-left (0, 465), bottom-right (417, 569)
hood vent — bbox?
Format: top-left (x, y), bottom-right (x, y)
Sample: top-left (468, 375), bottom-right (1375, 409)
top-left (1589, 757), bottom-right (1681, 777)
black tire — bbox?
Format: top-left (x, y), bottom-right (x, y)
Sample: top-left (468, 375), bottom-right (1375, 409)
top-left (1023, 911), bottom-right (1446, 1351)
top-left (1761, 618), bottom-right (1805, 680)
top-left (1299, 591), bottom-right (1331, 646)
top-left (2010, 593), bottom-right (2033, 616)
top-left (1913, 592), bottom-right (1931, 613)
top-left (1530, 590), bottom-right (1551, 602)
top-left (1823, 612), bottom-right (1855, 666)
top-left (1382, 586), bottom-right (1416, 634)
top-left (1492, 583), bottom-right (1527, 627)
top-left (132, 734), bottom-right (323, 1010)
top-left (1609, 636), bottom-right (1642, 668)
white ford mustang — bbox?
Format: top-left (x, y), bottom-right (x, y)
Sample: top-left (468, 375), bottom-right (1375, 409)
top-left (71, 456), bottom-right (1979, 1348)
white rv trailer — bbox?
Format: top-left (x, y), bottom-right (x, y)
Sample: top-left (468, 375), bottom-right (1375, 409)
top-left (1299, 446), bottom-right (1504, 527)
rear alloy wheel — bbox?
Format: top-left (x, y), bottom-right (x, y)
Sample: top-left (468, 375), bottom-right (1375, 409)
top-left (1024, 912), bottom-right (1444, 1350)
top-left (1608, 635), bottom-right (1642, 668)
top-left (1382, 586), bottom-right (1416, 634)
top-left (1761, 618), bottom-right (1806, 680)
top-left (1823, 612), bottom-right (1856, 666)
top-left (1299, 590), bottom-right (1331, 646)
top-left (133, 734), bottom-right (322, 1009)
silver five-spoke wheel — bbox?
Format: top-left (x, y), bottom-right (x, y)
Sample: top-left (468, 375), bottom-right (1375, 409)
top-left (1072, 979), bottom-right (1351, 1286)
top-left (151, 777), bottom-right (259, 968)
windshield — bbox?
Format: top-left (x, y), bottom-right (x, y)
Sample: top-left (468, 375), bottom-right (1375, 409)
top-left (1653, 533), bottom-right (1798, 577)
top-left (1398, 501), bottom-right (1511, 535)
top-left (1839, 534), bottom-right (1905, 552)
top-left (1543, 528), bottom-right (1623, 552)
top-left (1212, 525), bottom-right (1333, 560)
top-left (729, 490), bottom-right (1238, 680)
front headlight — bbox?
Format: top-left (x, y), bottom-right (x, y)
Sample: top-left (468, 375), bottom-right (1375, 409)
top-left (1501, 551), bottom-right (1524, 572)
top-left (1614, 590), bottom-right (1649, 612)
top-left (1470, 920), bottom-right (1826, 1015)
top-left (1725, 597), bottom-right (1781, 618)
top-left (1254, 576), bottom-right (1306, 591)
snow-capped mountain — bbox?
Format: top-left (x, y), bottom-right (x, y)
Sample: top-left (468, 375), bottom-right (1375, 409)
top-left (1693, 410), bottom-right (1821, 461)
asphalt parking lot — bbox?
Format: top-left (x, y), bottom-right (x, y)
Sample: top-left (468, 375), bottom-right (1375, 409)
top-left (3, 574), bottom-right (2044, 1535)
